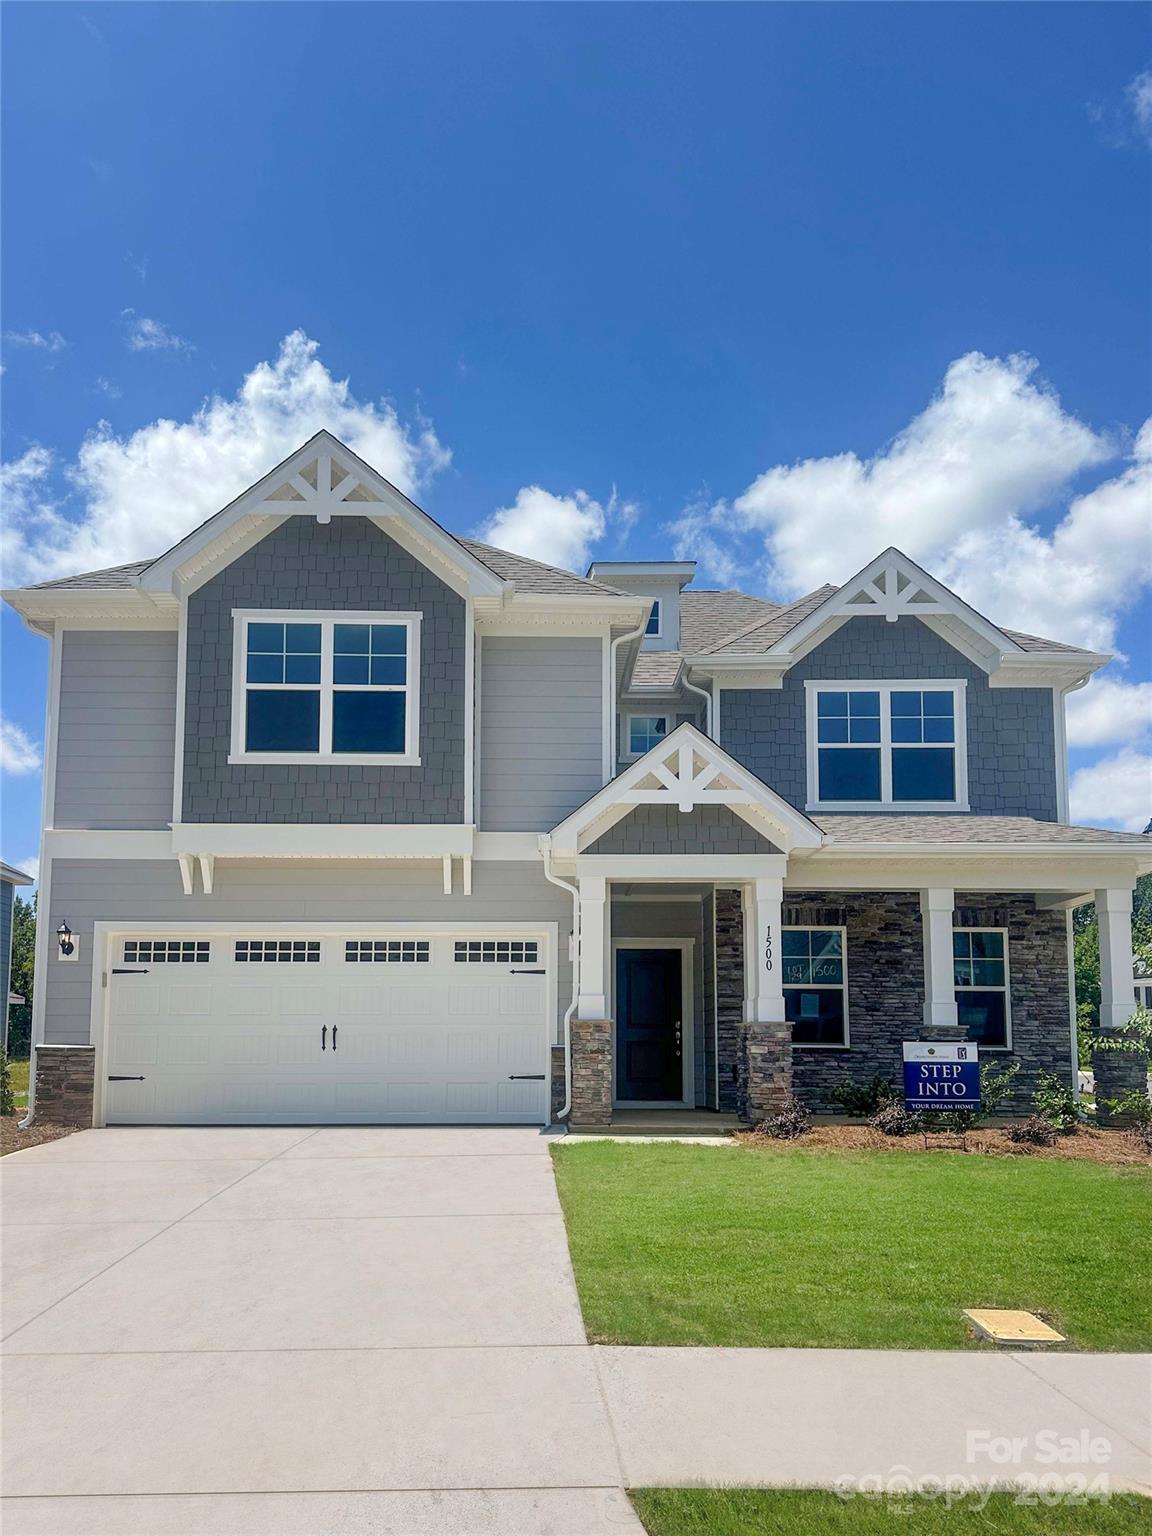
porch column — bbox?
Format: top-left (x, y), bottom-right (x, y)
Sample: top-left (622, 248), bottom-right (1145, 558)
top-left (742, 877), bottom-right (785, 1023)
top-left (920, 887), bottom-right (958, 1030)
top-left (577, 875), bottom-right (611, 1020)
top-left (1096, 887), bottom-right (1136, 1034)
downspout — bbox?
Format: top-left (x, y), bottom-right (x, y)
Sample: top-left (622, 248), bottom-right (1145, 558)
top-left (682, 668), bottom-right (713, 737)
top-left (609, 609), bottom-right (652, 767)
top-left (540, 836), bottom-right (579, 1123)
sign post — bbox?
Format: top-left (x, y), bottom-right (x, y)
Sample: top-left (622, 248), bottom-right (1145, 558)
top-left (903, 1041), bottom-right (980, 1114)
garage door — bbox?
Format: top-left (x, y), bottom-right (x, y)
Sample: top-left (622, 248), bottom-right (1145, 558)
top-left (103, 931), bottom-right (551, 1125)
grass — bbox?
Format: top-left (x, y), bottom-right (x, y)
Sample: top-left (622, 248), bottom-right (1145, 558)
top-left (630, 1489), bottom-right (1151, 1535)
top-left (8, 1058), bottom-right (30, 1107)
top-left (551, 1141), bottom-right (1152, 1350)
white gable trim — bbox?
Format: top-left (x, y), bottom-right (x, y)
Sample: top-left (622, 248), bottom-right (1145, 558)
top-left (137, 432), bottom-right (506, 601)
top-left (545, 721), bottom-right (823, 858)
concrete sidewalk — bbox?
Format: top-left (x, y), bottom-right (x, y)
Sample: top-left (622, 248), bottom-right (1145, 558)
top-left (596, 1345), bottom-right (1152, 1496)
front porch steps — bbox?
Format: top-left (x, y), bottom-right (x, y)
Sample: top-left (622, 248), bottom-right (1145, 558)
top-left (567, 1110), bottom-right (744, 1138)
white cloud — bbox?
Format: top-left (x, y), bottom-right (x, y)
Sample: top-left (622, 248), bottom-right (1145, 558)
top-left (3, 330), bottom-right (67, 353)
top-left (1065, 676), bottom-right (1152, 750)
top-left (1069, 749), bottom-right (1152, 832)
top-left (674, 352), bottom-right (1149, 653)
top-left (0, 717), bottom-right (41, 776)
top-left (479, 486), bottom-right (638, 572)
top-left (122, 311), bottom-right (194, 354)
top-left (1, 332), bottom-right (451, 585)
top-left (1126, 68), bottom-right (1152, 145)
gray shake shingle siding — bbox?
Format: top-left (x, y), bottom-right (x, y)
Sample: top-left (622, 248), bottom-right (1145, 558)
top-left (720, 615), bottom-right (1061, 820)
top-left (182, 518), bottom-right (465, 824)
top-left (587, 803), bottom-right (781, 855)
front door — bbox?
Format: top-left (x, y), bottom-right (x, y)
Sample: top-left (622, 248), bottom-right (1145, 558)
top-left (616, 948), bottom-right (684, 1101)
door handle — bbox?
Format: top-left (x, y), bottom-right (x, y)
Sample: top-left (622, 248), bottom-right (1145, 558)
top-left (508, 1074), bottom-right (545, 1080)
top-left (331, 1025), bottom-right (337, 1052)
top-left (321, 1025), bottom-right (327, 1051)
top-left (107, 1075), bottom-right (146, 1081)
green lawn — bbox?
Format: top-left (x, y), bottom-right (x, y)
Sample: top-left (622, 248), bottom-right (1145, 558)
top-left (630, 1489), bottom-right (1150, 1536)
top-left (8, 1058), bottom-right (30, 1107)
top-left (551, 1142), bottom-right (1152, 1350)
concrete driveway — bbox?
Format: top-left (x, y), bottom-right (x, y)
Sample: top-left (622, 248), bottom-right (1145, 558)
top-left (1, 1126), bottom-right (641, 1536)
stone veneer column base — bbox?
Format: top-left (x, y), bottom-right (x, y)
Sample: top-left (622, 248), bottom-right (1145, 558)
top-left (1092, 1046), bottom-right (1150, 1124)
top-left (32, 1045), bottom-right (95, 1126)
top-left (570, 1017), bottom-right (613, 1125)
top-left (737, 1020), bottom-right (792, 1124)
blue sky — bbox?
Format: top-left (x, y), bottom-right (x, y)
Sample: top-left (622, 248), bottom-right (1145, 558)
top-left (2, 1), bottom-right (1150, 873)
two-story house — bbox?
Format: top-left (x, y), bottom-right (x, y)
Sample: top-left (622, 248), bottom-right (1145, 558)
top-left (6, 431), bottom-right (1150, 1130)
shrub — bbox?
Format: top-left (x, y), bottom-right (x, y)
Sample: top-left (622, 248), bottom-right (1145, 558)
top-left (1097, 1090), bottom-right (1152, 1130)
top-left (755, 1097), bottom-right (810, 1139)
top-left (1003, 1115), bottom-right (1057, 1147)
top-left (1033, 1070), bottom-right (1081, 1134)
top-left (979, 1060), bottom-right (1020, 1117)
top-left (829, 1074), bottom-right (896, 1118)
top-left (0, 1053), bottom-right (14, 1117)
top-left (869, 1103), bottom-right (922, 1137)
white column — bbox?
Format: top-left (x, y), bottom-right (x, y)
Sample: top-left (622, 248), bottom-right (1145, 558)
top-left (920, 887), bottom-right (958, 1030)
top-left (577, 876), bottom-right (611, 1019)
top-left (1096, 886), bottom-right (1136, 1033)
top-left (743, 876), bottom-right (785, 1022)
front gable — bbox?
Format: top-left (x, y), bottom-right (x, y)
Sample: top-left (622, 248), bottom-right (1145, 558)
top-left (585, 803), bottom-right (782, 856)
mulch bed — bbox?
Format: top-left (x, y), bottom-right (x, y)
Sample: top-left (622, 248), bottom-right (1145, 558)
top-left (734, 1121), bottom-right (1151, 1166)
top-left (1, 1116), bottom-right (80, 1157)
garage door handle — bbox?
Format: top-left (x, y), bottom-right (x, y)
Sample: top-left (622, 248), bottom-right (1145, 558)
top-left (508, 1074), bottom-right (545, 1080)
top-left (510, 969), bottom-right (546, 975)
top-left (321, 1025), bottom-right (327, 1051)
top-left (108, 1075), bottom-right (146, 1082)
top-left (112, 968), bottom-right (150, 975)
top-left (331, 1025), bottom-right (337, 1052)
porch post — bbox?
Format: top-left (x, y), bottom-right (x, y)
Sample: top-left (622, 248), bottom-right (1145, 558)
top-left (920, 887), bottom-right (958, 1030)
top-left (577, 875), bottom-right (610, 1019)
top-left (742, 876), bottom-right (785, 1023)
top-left (1096, 887), bottom-right (1136, 1034)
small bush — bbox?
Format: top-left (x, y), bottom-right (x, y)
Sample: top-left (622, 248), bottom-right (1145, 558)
top-left (755, 1097), bottom-right (810, 1139)
top-left (829, 1074), bottom-right (896, 1118)
top-left (1033, 1070), bottom-right (1081, 1134)
top-left (1097, 1090), bottom-right (1152, 1129)
top-left (1137, 1122), bottom-right (1152, 1154)
top-left (0, 1052), bottom-right (14, 1117)
top-left (869, 1103), bottom-right (922, 1137)
top-left (1003, 1115), bottom-right (1057, 1147)
top-left (979, 1060), bottom-right (1020, 1117)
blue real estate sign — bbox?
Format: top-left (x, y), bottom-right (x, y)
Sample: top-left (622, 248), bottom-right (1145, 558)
top-left (902, 1042), bottom-right (980, 1113)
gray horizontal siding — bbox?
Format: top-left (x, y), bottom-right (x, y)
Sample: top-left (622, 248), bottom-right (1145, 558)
top-left (480, 636), bottom-right (604, 830)
top-left (54, 632), bottom-right (177, 830)
top-left (42, 859), bottom-right (574, 1046)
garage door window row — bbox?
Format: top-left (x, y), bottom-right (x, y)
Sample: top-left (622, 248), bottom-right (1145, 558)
top-left (235, 939), bottom-right (322, 963)
top-left (453, 940), bottom-right (539, 964)
top-left (344, 940), bottom-right (430, 963)
top-left (122, 940), bottom-right (211, 964)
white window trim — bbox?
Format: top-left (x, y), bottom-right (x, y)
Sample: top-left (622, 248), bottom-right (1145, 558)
top-left (804, 678), bottom-right (969, 812)
top-left (624, 712), bottom-right (671, 761)
top-left (782, 923), bottom-right (850, 1050)
top-left (645, 599), bottom-right (662, 638)
top-left (229, 609), bottom-right (422, 766)
top-left (953, 925), bottom-right (1012, 1051)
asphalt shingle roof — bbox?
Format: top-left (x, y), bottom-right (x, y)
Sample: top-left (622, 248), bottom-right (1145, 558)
top-left (814, 815), bottom-right (1150, 846)
top-left (679, 590), bottom-right (783, 652)
top-left (455, 539), bottom-right (630, 596)
top-left (701, 585), bottom-right (839, 654)
top-left (27, 561), bottom-right (151, 591)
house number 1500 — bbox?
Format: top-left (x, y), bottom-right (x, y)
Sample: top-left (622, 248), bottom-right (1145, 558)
top-left (763, 927), bottom-right (773, 972)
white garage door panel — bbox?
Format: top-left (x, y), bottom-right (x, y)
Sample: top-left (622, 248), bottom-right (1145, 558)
top-left (104, 934), bottom-right (550, 1125)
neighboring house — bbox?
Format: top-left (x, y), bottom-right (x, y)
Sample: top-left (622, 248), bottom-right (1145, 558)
top-left (4, 431), bottom-right (1150, 1130)
top-left (1135, 956), bottom-right (1152, 1012)
top-left (1, 862), bottom-right (34, 1053)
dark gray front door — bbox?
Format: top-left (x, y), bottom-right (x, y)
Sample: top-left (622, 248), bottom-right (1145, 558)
top-left (616, 948), bottom-right (683, 1101)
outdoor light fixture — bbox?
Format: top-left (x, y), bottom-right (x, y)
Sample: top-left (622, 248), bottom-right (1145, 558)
top-left (56, 920), bottom-right (75, 958)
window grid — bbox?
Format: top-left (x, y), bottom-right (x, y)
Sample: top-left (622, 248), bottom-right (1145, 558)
top-left (628, 715), bottom-right (668, 756)
top-left (807, 680), bottom-right (966, 809)
top-left (345, 940), bottom-right (430, 963)
top-left (454, 940), bottom-right (539, 965)
top-left (781, 926), bottom-right (849, 1048)
top-left (123, 940), bottom-right (210, 964)
top-left (234, 939), bottom-right (321, 963)
top-left (232, 610), bottom-right (419, 764)
top-left (953, 927), bottom-right (1010, 1049)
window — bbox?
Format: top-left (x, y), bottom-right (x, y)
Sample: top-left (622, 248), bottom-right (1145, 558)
top-left (123, 940), bottom-right (210, 964)
top-left (231, 610), bottom-right (420, 764)
top-left (628, 715), bottom-right (668, 756)
top-left (1136, 983), bottom-right (1152, 1009)
top-left (454, 940), bottom-right (539, 964)
top-left (807, 681), bottom-right (967, 809)
top-left (645, 600), bottom-right (662, 637)
top-left (345, 940), bottom-right (430, 963)
top-left (235, 939), bottom-right (321, 963)
top-left (782, 927), bottom-right (848, 1047)
top-left (953, 929), bottom-right (1009, 1048)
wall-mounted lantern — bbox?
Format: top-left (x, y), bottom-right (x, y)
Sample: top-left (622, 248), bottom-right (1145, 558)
top-left (56, 920), bottom-right (78, 962)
